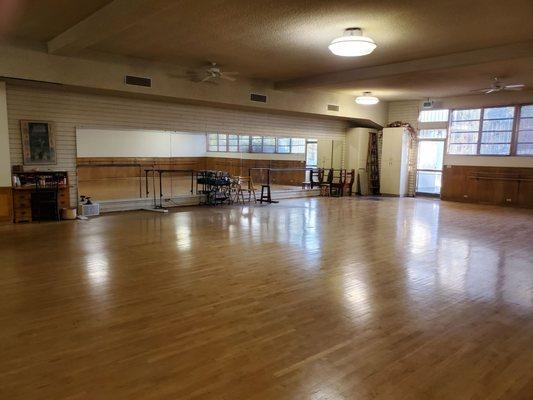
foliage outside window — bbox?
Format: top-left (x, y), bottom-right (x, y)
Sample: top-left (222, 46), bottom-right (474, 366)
top-left (446, 104), bottom-right (532, 156)
top-left (517, 105), bottom-right (533, 155)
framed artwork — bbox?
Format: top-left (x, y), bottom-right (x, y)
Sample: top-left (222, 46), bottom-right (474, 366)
top-left (20, 120), bottom-right (56, 165)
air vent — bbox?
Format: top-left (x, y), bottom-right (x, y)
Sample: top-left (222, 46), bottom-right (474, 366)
top-left (125, 75), bottom-right (152, 87)
top-left (327, 104), bottom-right (340, 112)
top-left (250, 93), bottom-right (267, 103)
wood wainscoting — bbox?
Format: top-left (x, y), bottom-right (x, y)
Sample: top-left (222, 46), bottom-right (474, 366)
top-left (77, 157), bottom-right (306, 201)
top-left (441, 165), bottom-right (533, 208)
top-left (0, 187), bottom-right (13, 223)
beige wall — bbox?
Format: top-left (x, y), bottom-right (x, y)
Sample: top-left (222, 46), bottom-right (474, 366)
top-left (6, 83), bottom-right (349, 205)
top-left (0, 82), bottom-right (11, 187)
top-left (0, 42), bottom-right (388, 126)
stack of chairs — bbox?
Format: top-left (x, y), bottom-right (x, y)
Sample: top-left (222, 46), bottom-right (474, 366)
top-left (310, 168), bottom-right (356, 197)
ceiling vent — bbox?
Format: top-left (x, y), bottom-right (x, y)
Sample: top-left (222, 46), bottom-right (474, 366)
top-left (327, 104), bottom-right (340, 112)
top-left (250, 93), bottom-right (267, 103)
top-left (125, 75), bottom-right (152, 88)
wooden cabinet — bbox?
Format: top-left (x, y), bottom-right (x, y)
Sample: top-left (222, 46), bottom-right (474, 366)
top-left (12, 171), bottom-right (71, 223)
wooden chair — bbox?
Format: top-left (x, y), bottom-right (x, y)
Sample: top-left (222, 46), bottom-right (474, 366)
top-left (343, 169), bottom-right (356, 196)
top-left (319, 169), bottom-right (333, 196)
top-left (32, 175), bottom-right (60, 222)
top-left (329, 169), bottom-right (346, 197)
top-left (235, 176), bottom-right (257, 203)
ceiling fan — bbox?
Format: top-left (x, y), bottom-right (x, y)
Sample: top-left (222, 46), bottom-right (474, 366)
top-left (470, 77), bottom-right (525, 94)
top-left (170, 62), bottom-right (238, 84)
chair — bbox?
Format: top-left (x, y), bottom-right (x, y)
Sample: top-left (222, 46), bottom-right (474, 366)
top-left (235, 176), bottom-right (257, 203)
top-left (319, 169), bottom-right (333, 196)
top-left (32, 175), bottom-right (60, 222)
top-left (329, 169), bottom-right (346, 197)
top-left (343, 169), bottom-right (356, 196)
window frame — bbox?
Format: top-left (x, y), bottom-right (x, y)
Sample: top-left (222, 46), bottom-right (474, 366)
top-left (206, 133), bottom-right (312, 155)
top-left (445, 103), bottom-right (533, 157)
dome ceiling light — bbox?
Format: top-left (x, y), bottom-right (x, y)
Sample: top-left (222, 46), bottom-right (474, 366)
top-left (355, 92), bottom-right (379, 105)
top-left (328, 28), bottom-right (377, 57)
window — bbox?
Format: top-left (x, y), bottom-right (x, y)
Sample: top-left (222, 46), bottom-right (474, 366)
top-left (419, 109), bottom-right (449, 123)
top-left (277, 138), bottom-right (291, 153)
top-left (305, 139), bottom-right (318, 166)
top-left (238, 135), bottom-right (250, 152)
top-left (251, 136), bottom-right (263, 152)
top-left (208, 133), bottom-right (218, 152)
top-left (291, 138), bottom-right (306, 154)
top-left (448, 108), bottom-right (481, 155)
top-left (207, 134), bottom-right (318, 154)
top-left (228, 134), bottom-right (239, 152)
top-left (207, 133), bottom-right (228, 152)
top-left (262, 137), bottom-right (276, 153)
top-left (480, 107), bottom-right (514, 155)
top-left (418, 129), bottom-right (447, 139)
top-left (217, 134), bottom-right (227, 152)
top-left (517, 105), bottom-right (533, 155)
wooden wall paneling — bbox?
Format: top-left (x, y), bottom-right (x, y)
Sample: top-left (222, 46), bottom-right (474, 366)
top-left (516, 169), bottom-right (533, 208)
top-left (0, 187), bottom-right (13, 223)
top-left (441, 165), bottom-right (533, 208)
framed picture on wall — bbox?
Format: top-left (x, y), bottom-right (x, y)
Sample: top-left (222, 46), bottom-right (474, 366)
top-left (20, 120), bottom-right (56, 165)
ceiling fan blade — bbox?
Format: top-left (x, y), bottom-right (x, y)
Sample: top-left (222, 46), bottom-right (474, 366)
top-left (222, 71), bottom-right (239, 76)
top-left (201, 75), bottom-right (213, 82)
top-left (220, 74), bottom-right (236, 82)
top-left (505, 84), bottom-right (524, 88)
top-left (504, 86), bottom-right (524, 91)
top-left (485, 88), bottom-right (499, 94)
top-left (470, 88), bottom-right (492, 93)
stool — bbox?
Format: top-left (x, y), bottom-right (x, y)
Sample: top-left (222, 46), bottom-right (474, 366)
top-left (260, 185), bottom-right (271, 204)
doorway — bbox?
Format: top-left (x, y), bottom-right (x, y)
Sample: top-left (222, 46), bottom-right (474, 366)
top-left (416, 129), bottom-right (446, 195)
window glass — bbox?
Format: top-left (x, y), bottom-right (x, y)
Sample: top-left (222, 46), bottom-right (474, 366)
top-left (277, 138), bottom-right (291, 153)
top-left (480, 107), bottom-right (514, 155)
top-left (228, 134), bottom-right (239, 152)
top-left (452, 109), bottom-right (481, 121)
top-left (262, 137), bottom-right (276, 153)
top-left (238, 135), bottom-right (250, 152)
top-left (418, 129), bottom-right (447, 139)
top-left (291, 138), bottom-right (306, 154)
top-left (517, 105), bottom-right (533, 155)
top-left (418, 109), bottom-right (449, 122)
top-left (217, 134), bottom-right (227, 152)
top-left (251, 136), bottom-right (262, 152)
top-left (305, 140), bottom-right (318, 165)
top-left (208, 133), bottom-right (218, 152)
top-left (448, 109), bottom-right (481, 155)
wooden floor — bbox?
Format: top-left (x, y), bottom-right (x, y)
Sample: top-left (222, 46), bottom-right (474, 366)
top-left (1, 197), bottom-right (532, 399)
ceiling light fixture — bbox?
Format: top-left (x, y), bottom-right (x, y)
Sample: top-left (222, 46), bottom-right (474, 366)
top-left (355, 92), bottom-right (379, 105)
top-left (328, 28), bottom-right (377, 57)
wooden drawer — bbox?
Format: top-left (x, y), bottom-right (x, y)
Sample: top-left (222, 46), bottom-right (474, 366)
top-left (13, 192), bottom-right (31, 202)
top-left (14, 208), bottom-right (31, 223)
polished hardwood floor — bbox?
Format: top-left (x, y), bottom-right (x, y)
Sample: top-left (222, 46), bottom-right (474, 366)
top-left (0, 197), bottom-right (532, 399)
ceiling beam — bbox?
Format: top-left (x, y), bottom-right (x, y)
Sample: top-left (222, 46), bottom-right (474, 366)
top-left (47, 0), bottom-right (178, 56)
top-left (275, 42), bottom-right (533, 90)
